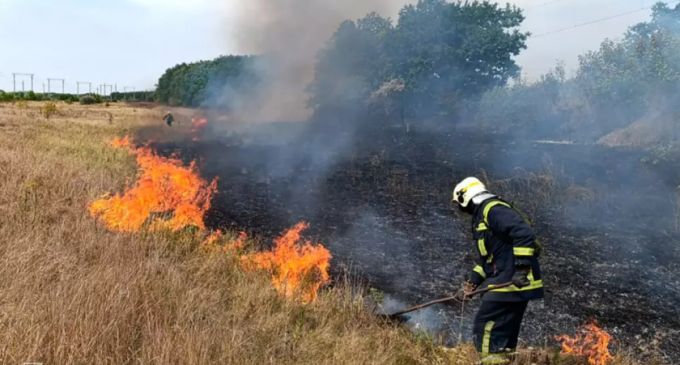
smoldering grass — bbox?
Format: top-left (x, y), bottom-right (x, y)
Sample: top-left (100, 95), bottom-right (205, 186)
top-left (0, 102), bottom-right (654, 365)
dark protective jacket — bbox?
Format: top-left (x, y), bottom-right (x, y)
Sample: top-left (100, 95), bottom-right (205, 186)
top-left (468, 197), bottom-right (544, 302)
top-left (163, 113), bottom-right (174, 125)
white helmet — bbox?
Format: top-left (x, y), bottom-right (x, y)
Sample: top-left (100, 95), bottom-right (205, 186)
top-left (452, 177), bottom-right (488, 208)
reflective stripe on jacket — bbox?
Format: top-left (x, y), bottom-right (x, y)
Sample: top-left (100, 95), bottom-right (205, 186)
top-left (468, 198), bottom-right (544, 302)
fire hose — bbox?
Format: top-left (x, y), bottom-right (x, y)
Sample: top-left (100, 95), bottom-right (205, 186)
top-left (379, 282), bottom-right (514, 320)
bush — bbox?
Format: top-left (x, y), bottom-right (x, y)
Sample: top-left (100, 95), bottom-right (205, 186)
top-left (79, 94), bottom-right (102, 105)
top-left (79, 96), bottom-right (96, 105)
top-left (42, 102), bottom-right (58, 118)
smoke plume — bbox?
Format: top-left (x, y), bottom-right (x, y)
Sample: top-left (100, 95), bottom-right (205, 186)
top-left (225, 0), bottom-right (411, 121)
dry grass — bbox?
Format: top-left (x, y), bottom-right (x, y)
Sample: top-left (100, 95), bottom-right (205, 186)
top-left (0, 102), bottom-right (441, 364)
top-left (479, 163), bottom-right (598, 219)
top-left (0, 102), bottom-right (647, 364)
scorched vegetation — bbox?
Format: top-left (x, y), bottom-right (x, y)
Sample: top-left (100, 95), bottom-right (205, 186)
top-left (0, 100), bottom-right (660, 364)
top-left (0, 102), bottom-right (443, 364)
top-left (148, 0), bottom-right (680, 363)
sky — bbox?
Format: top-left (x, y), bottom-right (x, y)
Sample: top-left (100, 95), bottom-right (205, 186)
top-left (0, 0), bottom-right (659, 94)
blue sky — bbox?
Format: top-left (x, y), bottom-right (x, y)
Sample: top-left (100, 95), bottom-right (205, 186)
top-left (0, 0), bottom-right (226, 93)
top-left (0, 0), bottom-right (655, 94)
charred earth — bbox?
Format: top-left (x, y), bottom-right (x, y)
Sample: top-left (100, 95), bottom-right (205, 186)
top-left (142, 120), bottom-right (680, 362)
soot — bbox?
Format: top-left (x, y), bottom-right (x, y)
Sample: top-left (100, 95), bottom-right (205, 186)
top-left (147, 123), bottom-right (680, 361)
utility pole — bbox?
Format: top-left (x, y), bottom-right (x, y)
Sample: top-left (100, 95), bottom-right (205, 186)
top-left (124, 86), bottom-right (135, 101)
top-left (47, 78), bottom-right (65, 94)
top-left (102, 84), bottom-right (113, 99)
top-left (13, 73), bottom-right (34, 92)
top-left (77, 82), bottom-right (91, 95)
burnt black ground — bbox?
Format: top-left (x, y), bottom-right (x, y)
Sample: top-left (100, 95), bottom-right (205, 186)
top-left (144, 121), bottom-right (680, 362)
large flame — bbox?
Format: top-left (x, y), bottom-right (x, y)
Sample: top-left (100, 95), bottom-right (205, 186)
top-left (554, 319), bottom-right (614, 365)
top-left (88, 142), bottom-right (218, 232)
top-left (243, 222), bottom-right (332, 303)
top-left (95, 138), bottom-right (332, 304)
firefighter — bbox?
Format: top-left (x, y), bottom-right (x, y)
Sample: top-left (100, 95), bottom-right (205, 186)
top-left (451, 177), bottom-right (544, 365)
top-left (163, 111), bottom-right (174, 126)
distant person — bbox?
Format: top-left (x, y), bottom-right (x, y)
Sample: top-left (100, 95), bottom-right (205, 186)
top-left (451, 177), bottom-right (544, 365)
top-left (163, 111), bottom-right (174, 126)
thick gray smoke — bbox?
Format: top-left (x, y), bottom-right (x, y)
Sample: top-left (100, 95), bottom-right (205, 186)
top-left (225, 0), bottom-right (411, 121)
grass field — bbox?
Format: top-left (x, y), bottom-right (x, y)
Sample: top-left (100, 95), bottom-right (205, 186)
top-left (0, 101), bottom-right (652, 364)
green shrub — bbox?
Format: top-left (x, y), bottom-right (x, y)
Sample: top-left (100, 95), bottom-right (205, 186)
top-left (79, 94), bottom-right (101, 105)
top-left (79, 95), bottom-right (96, 105)
top-left (42, 102), bottom-right (58, 118)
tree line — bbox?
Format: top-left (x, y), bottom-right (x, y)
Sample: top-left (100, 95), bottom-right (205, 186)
top-left (152, 0), bottom-right (680, 141)
top-left (0, 90), bottom-right (155, 104)
top-left (154, 55), bottom-right (259, 109)
top-left (477, 1), bottom-right (680, 142)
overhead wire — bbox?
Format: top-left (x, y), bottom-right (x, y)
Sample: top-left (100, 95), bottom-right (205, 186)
top-left (524, 0), bottom-right (570, 11)
top-left (528, 0), bottom-right (680, 39)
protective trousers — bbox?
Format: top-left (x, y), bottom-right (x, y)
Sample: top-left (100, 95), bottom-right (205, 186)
top-left (473, 300), bottom-right (528, 364)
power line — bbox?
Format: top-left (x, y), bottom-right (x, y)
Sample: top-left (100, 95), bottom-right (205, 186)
top-left (47, 78), bottom-right (65, 94)
top-left (77, 81), bottom-right (92, 95)
top-left (13, 73), bottom-right (34, 92)
top-left (529, 0), bottom-right (680, 39)
top-left (525, 0), bottom-right (569, 10)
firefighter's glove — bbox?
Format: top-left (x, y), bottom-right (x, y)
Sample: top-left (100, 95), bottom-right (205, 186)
top-left (512, 260), bottom-right (532, 288)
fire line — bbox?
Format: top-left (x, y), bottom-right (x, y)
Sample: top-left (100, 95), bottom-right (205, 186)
top-left (89, 136), bottom-right (218, 232)
top-left (554, 319), bottom-right (614, 365)
top-left (93, 137), bottom-right (331, 303)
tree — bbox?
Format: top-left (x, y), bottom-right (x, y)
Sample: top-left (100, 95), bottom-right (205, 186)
top-left (383, 0), bottom-right (528, 119)
top-left (155, 55), bottom-right (258, 109)
top-left (306, 0), bottom-right (529, 122)
top-left (575, 1), bottom-right (680, 136)
top-left (306, 14), bottom-right (394, 118)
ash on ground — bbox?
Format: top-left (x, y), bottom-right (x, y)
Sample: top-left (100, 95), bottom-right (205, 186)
top-left (146, 121), bottom-right (680, 363)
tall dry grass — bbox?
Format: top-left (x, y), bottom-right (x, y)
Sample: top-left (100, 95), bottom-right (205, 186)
top-left (0, 102), bottom-right (444, 364)
top-left (0, 102), bottom-right (651, 364)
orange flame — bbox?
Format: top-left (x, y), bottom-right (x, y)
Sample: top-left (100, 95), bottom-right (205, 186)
top-left (88, 143), bottom-right (218, 232)
top-left (554, 319), bottom-right (614, 365)
top-left (243, 222), bottom-right (332, 303)
top-left (201, 230), bottom-right (247, 254)
top-left (110, 135), bottom-right (132, 148)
